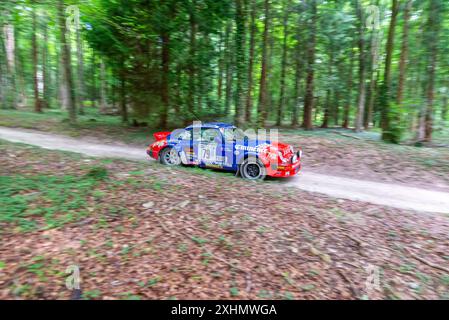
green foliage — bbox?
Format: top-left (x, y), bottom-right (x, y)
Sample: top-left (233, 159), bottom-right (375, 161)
top-left (85, 166), bottom-right (109, 180)
top-left (382, 102), bottom-right (405, 144)
top-left (0, 173), bottom-right (100, 232)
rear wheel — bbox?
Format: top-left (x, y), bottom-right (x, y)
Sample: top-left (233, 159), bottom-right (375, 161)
top-left (160, 147), bottom-right (181, 166)
top-left (240, 158), bottom-right (266, 180)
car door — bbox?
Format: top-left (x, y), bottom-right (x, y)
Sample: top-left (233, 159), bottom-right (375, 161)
top-left (194, 128), bottom-right (224, 167)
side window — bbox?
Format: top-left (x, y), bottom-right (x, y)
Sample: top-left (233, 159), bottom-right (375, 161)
top-left (223, 129), bottom-right (235, 142)
top-left (179, 130), bottom-right (192, 141)
top-left (201, 129), bottom-right (221, 143)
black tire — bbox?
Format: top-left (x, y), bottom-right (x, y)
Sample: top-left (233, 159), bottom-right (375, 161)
top-left (240, 158), bottom-right (266, 181)
top-left (159, 147), bottom-right (181, 166)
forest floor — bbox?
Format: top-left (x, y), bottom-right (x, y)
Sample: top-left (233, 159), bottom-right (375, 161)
top-left (1, 108), bottom-right (449, 300)
top-left (1, 140), bottom-right (449, 300)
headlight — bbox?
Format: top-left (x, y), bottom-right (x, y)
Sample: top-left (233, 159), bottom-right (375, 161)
top-left (292, 154), bottom-right (298, 163)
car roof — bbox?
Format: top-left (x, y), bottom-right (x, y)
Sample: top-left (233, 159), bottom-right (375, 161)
top-left (185, 122), bottom-right (236, 130)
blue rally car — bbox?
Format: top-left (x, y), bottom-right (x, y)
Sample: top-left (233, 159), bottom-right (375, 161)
top-left (147, 122), bottom-right (302, 180)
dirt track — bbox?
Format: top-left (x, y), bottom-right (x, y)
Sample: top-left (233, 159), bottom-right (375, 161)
top-left (1, 126), bottom-right (449, 214)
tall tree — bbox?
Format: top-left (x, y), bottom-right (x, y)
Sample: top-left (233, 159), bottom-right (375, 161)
top-left (342, 45), bottom-right (354, 128)
top-left (2, 8), bottom-right (17, 109)
top-left (380, 0), bottom-right (399, 140)
top-left (224, 21), bottom-right (233, 116)
top-left (42, 11), bottom-right (50, 108)
top-left (76, 11), bottom-right (85, 114)
top-left (32, 4), bottom-right (42, 113)
top-left (187, 1), bottom-right (197, 116)
top-left (292, 4), bottom-right (304, 127)
top-left (419, 0), bottom-right (443, 142)
top-left (277, 0), bottom-right (290, 127)
top-left (302, 0), bottom-right (317, 130)
top-left (245, 0), bottom-right (257, 123)
top-left (234, 0), bottom-right (246, 126)
top-left (354, 0), bottom-right (367, 133)
top-left (397, 0), bottom-right (412, 105)
top-left (57, 0), bottom-right (76, 123)
top-left (258, 0), bottom-right (270, 127)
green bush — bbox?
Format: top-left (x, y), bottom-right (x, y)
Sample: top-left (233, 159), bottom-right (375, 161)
top-left (85, 166), bottom-right (109, 180)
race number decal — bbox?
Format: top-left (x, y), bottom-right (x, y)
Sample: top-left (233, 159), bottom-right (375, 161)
top-left (199, 143), bottom-right (217, 163)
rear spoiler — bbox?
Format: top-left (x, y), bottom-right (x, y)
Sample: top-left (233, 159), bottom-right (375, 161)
top-left (153, 132), bottom-right (171, 141)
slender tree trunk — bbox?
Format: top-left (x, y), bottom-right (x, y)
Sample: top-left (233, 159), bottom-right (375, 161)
top-left (234, 0), bottom-right (246, 126)
top-left (90, 52), bottom-right (97, 108)
top-left (421, 0), bottom-right (442, 142)
top-left (245, 0), bottom-right (256, 123)
top-left (119, 67), bottom-right (128, 123)
top-left (292, 9), bottom-right (304, 127)
top-left (333, 90), bottom-right (340, 125)
top-left (3, 18), bottom-right (17, 109)
top-left (224, 21), bottom-right (233, 116)
top-left (364, 18), bottom-right (381, 129)
top-left (58, 0), bottom-right (76, 123)
top-left (302, 0), bottom-right (317, 130)
top-left (257, 0), bottom-right (270, 128)
top-left (188, 2), bottom-right (197, 116)
top-left (99, 60), bottom-right (107, 113)
top-left (442, 89), bottom-right (448, 121)
top-left (354, 0), bottom-right (367, 132)
top-left (160, 33), bottom-right (170, 128)
top-left (277, 0), bottom-right (290, 127)
top-left (321, 89), bottom-right (331, 128)
top-left (32, 5), bottom-right (42, 113)
top-left (321, 50), bottom-right (333, 128)
top-left (397, 0), bottom-right (412, 105)
top-left (343, 45), bottom-right (355, 128)
top-left (76, 19), bottom-right (85, 115)
top-left (42, 12), bottom-right (50, 108)
top-left (217, 31), bottom-right (224, 103)
top-left (380, 0), bottom-right (399, 139)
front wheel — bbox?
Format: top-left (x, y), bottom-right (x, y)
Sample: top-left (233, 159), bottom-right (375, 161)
top-left (160, 147), bottom-right (181, 166)
top-left (240, 158), bottom-right (266, 181)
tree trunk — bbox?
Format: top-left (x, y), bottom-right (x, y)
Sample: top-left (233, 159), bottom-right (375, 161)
top-left (322, 49), bottom-right (334, 128)
top-left (245, 0), bottom-right (257, 123)
top-left (42, 12), bottom-right (50, 108)
top-left (160, 33), bottom-right (170, 128)
top-left (380, 0), bottom-right (399, 139)
top-left (234, 0), bottom-right (246, 126)
top-left (58, 0), bottom-right (76, 123)
top-left (90, 52), bottom-right (97, 108)
top-left (224, 21), bottom-right (233, 116)
top-left (217, 31), bottom-right (224, 103)
top-left (188, 2), bottom-right (197, 116)
top-left (422, 0), bottom-right (442, 142)
top-left (302, 0), bottom-right (317, 130)
top-left (342, 44), bottom-right (355, 128)
top-left (292, 8), bottom-right (304, 127)
top-left (258, 0), bottom-right (270, 128)
top-left (76, 18), bottom-right (85, 115)
top-left (99, 60), bottom-right (107, 113)
top-left (354, 0), bottom-right (367, 132)
top-left (32, 5), bottom-right (42, 113)
top-left (3, 18), bottom-right (17, 109)
top-left (321, 89), bottom-right (331, 128)
top-left (277, 0), bottom-right (290, 127)
top-left (364, 14), bottom-right (382, 130)
top-left (397, 0), bottom-right (412, 105)
top-left (119, 68), bottom-right (128, 123)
